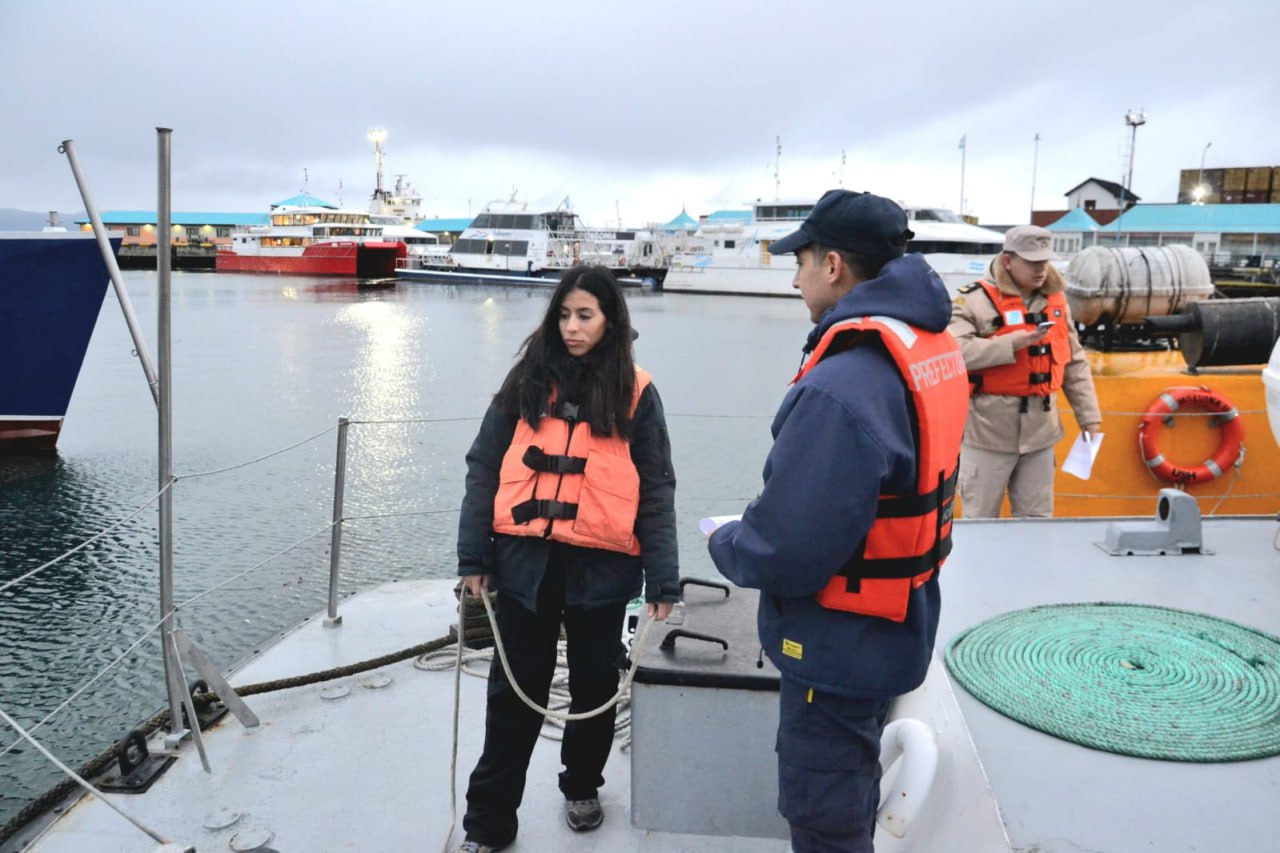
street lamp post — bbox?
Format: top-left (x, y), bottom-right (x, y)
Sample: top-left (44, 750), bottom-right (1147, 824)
top-left (367, 127), bottom-right (387, 200)
top-left (1195, 141), bottom-right (1213, 204)
top-left (1124, 110), bottom-right (1146, 204)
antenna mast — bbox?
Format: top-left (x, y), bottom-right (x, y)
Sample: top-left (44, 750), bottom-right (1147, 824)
top-left (774, 136), bottom-right (782, 199)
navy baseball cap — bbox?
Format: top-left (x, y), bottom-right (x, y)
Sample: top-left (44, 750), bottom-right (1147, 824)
top-left (768, 190), bottom-right (913, 258)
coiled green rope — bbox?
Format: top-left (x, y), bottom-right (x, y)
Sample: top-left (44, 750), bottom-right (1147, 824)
top-left (944, 603), bottom-right (1280, 762)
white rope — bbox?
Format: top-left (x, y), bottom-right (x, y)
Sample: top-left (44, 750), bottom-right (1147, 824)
top-left (437, 589), bottom-right (651, 853)
top-left (473, 588), bottom-right (655, 723)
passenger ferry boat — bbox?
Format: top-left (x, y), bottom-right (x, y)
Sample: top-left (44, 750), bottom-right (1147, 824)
top-left (216, 196), bottom-right (405, 277)
top-left (396, 197), bottom-right (669, 286)
top-left (663, 199), bottom-right (1005, 298)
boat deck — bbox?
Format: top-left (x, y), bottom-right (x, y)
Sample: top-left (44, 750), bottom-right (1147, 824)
top-left (17, 512), bottom-right (1280, 852)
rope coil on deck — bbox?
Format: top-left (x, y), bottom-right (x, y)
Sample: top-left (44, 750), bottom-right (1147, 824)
top-left (945, 603), bottom-right (1280, 762)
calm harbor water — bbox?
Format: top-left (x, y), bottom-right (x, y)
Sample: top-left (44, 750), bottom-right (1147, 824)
top-left (0, 270), bottom-right (810, 829)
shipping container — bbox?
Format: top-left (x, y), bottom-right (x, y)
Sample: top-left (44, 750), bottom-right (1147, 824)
top-left (1223, 168), bottom-right (1248, 191)
top-left (1273, 167), bottom-right (1280, 194)
top-left (1243, 190), bottom-right (1270, 204)
top-left (1221, 190), bottom-right (1245, 204)
top-left (1246, 167), bottom-right (1272, 191)
top-left (1204, 168), bottom-right (1225, 192)
top-left (1272, 187), bottom-right (1280, 204)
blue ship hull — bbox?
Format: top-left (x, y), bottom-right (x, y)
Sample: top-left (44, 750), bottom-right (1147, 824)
top-left (0, 232), bottom-right (116, 452)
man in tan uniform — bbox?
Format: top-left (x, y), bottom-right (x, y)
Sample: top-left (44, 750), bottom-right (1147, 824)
top-left (949, 225), bottom-right (1101, 517)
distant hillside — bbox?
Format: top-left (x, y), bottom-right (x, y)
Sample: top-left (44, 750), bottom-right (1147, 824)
top-left (0, 209), bottom-right (87, 230)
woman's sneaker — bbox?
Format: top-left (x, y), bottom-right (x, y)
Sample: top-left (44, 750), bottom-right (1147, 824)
top-left (565, 798), bottom-right (604, 832)
top-left (452, 840), bottom-right (507, 853)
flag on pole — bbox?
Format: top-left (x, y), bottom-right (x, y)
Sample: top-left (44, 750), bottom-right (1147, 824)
top-left (958, 135), bottom-right (967, 151)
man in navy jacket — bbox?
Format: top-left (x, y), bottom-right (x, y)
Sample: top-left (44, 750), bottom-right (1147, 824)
top-left (708, 190), bottom-right (962, 853)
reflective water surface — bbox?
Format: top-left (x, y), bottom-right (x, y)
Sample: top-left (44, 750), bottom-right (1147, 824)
top-left (0, 271), bottom-right (810, 827)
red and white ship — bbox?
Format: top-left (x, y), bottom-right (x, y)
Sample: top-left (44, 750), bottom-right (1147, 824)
top-left (216, 195), bottom-right (405, 276)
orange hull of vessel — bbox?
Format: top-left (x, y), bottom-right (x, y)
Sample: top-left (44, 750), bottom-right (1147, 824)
top-left (1052, 350), bottom-right (1278, 517)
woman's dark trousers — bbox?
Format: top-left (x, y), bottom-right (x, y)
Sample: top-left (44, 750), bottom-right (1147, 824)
top-left (461, 566), bottom-right (626, 848)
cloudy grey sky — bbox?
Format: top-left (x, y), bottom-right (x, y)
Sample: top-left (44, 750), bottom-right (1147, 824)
top-left (3, 0), bottom-right (1277, 227)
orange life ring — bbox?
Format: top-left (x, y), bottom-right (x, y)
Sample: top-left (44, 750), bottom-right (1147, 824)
top-left (1137, 386), bottom-right (1245, 485)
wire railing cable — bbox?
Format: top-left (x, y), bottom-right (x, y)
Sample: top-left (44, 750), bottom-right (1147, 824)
top-left (0, 480), bottom-right (172, 597)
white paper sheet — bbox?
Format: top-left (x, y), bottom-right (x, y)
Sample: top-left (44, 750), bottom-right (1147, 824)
top-left (699, 515), bottom-right (742, 536)
top-left (1061, 432), bottom-right (1104, 480)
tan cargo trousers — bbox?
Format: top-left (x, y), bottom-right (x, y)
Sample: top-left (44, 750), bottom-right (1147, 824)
top-left (957, 444), bottom-right (1056, 518)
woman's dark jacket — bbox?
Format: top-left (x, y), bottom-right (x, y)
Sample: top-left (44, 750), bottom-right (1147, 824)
top-left (457, 382), bottom-right (680, 611)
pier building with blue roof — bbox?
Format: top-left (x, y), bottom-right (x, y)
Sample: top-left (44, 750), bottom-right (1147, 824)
top-left (1045, 203), bottom-right (1280, 267)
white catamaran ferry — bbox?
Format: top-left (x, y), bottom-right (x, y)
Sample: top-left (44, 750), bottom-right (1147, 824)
top-left (663, 199), bottom-right (1007, 297)
top-left (397, 197), bottom-right (669, 286)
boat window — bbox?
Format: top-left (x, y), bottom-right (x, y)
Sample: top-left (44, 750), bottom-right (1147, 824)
top-left (495, 240), bottom-right (530, 256)
top-left (907, 240), bottom-right (1003, 254)
top-left (471, 214), bottom-right (492, 228)
top-left (725, 240), bottom-right (736, 249)
top-left (453, 238), bottom-right (490, 254)
top-left (756, 205), bottom-right (813, 221)
top-left (909, 209), bottom-right (964, 223)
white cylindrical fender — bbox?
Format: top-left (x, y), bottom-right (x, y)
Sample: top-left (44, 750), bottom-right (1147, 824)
top-left (876, 717), bottom-right (938, 839)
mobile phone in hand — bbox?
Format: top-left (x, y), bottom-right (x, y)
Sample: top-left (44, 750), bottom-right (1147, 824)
top-left (1037, 321), bottom-right (1054, 330)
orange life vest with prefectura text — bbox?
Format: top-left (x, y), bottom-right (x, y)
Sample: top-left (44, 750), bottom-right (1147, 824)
top-left (793, 315), bottom-right (968, 622)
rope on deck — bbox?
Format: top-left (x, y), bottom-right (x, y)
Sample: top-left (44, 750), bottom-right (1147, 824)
top-left (944, 602), bottom-right (1280, 762)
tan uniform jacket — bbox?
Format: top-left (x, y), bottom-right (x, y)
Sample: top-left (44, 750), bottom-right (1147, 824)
top-left (948, 260), bottom-right (1101, 454)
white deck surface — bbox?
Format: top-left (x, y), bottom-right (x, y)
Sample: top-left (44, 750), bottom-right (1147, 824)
top-left (937, 516), bottom-right (1280, 853)
top-left (20, 580), bottom-right (788, 853)
top-left (19, 514), bottom-right (1280, 852)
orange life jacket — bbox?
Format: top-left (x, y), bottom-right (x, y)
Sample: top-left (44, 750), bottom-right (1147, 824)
top-left (793, 315), bottom-right (968, 622)
top-left (970, 280), bottom-right (1070, 397)
top-left (492, 368), bottom-right (652, 555)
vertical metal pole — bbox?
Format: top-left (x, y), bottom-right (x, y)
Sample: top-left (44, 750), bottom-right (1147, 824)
top-left (1125, 123), bottom-right (1138, 199)
top-left (325, 417), bottom-right (350, 628)
top-left (156, 128), bottom-right (184, 736)
top-left (1029, 133), bottom-right (1040, 221)
top-left (59, 139), bottom-right (160, 404)
top-left (958, 136), bottom-right (966, 217)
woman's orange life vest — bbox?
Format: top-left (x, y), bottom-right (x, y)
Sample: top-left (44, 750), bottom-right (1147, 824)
top-left (492, 368), bottom-right (652, 555)
top-left (793, 315), bottom-right (968, 622)
top-left (971, 280), bottom-right (1070, 397)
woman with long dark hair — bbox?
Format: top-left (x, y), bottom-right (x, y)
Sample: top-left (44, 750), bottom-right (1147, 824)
top-left (453, 266), bottom-right (679, 853)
